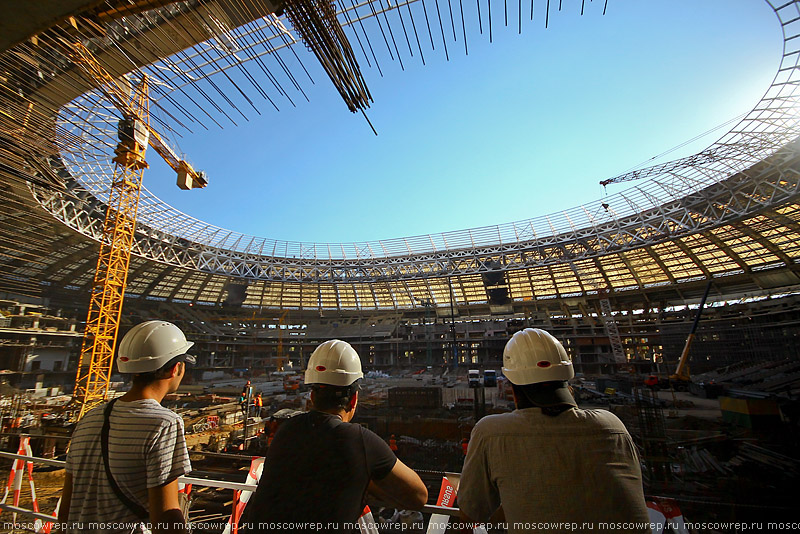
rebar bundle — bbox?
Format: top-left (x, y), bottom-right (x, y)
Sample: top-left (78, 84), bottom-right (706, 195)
top-left (283, 0), bottom-right (372, 112)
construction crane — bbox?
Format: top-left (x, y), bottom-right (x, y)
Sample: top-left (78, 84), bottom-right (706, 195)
top-left (669, 280), bottom-right (713, 390)
top-left (70, 42), bottom-right (207, 419)
top-left (599, 148), bottom-right (719, 188)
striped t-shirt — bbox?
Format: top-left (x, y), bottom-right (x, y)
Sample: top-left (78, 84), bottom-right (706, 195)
top-left (65, 398), bottom-right (191, 533)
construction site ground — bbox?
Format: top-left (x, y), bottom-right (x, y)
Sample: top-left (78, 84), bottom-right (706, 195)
top-left (655, 390), bottom-right (723, 419)
top-left (1, 379), bottom-right (796, 533)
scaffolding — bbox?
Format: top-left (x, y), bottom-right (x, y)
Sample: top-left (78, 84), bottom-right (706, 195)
top-left (633, 384), bottom-right (672, 484)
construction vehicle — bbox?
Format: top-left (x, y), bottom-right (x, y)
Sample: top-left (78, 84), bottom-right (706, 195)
top-left (283, 374), bottom-right (302, 393)
top-left (669, 281), bottom-right (713, 390)
top-left (483, 369), bottom-right (497, 387)
top-left (647, 282), bottom-right (712, 391)
top-left (468, 369), bottom-right (481, 388)
top-left (69, 42), bottom-right (207, 419)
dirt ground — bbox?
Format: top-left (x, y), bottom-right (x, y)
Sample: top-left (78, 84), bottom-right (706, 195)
top-left (0, 427), bottom-right (228, 534)
top-left (0, 468), bottom-right (64, 533)
top-left (0, 462), bottom-right (240, 534)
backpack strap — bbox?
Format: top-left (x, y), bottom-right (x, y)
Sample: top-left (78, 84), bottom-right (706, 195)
top-left (102, 398), bottom-right (149, 520)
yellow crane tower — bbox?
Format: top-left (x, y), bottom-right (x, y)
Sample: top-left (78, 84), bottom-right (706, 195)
top-left (70, 42), bottom-right (207, 419)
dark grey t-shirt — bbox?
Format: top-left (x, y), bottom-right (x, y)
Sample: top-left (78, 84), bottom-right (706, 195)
top-left (241, 411), bottom-right (397, 533)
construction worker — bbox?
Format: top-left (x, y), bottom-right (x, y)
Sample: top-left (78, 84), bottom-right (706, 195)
top-left (254, 392), bottom-right (263, 417)
top-left (458, 328), bottom-right (650, 533)
top-left (58, 321), bottom-right (195, 534)
top-left (241, 380), bottom-right (252, 416)
top-left (239, 392), bottom-right (247, 416)
top-left (239, 339), bottom-right (427, 533)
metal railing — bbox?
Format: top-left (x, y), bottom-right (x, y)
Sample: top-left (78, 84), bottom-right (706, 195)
top-left (0, 450), bottom-right (460, 524)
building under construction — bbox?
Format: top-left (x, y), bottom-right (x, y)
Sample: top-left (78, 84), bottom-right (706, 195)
top-left (1, 0), bottom-right (800, 532)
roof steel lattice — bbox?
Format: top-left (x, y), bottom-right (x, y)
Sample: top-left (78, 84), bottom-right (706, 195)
top-left (1, 0), bottom-right (800, 310)
top-left (46, 1), bottom-right (800, 256)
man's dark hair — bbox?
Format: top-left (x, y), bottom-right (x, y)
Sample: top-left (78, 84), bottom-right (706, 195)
top-left (512, 381), bottom-right (573, 416)
top-left (310, 381), bottom-right (360, 412)
top-left (131, 355), bottom-right (185, 386)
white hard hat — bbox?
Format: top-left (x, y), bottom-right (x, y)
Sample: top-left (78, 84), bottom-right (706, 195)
top-left (502, 328), bottom-right (574, 385)
top-left (305, 340), bottom-right (363, 387)
top-left (117, 321), bottom-right (195, 374)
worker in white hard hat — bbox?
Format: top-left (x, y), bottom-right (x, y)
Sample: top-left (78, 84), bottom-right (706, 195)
top-left (59, 321), bottom-right (195, 534)
top-left (458, 328), bottom-right (650, 534)
top-left (240, 339), bottom-right (427, 533)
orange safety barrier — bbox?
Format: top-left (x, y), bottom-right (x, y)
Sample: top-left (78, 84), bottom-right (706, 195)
top-left (179, 480), bottom-right (193, 523)
top-left (647, 498), bottom-right (689, 534)
top-left (359, 505), bottom-right (379, 533)
top-left (0, 437), bottom-right (41, 527)
top-left (223, 456), bottom-right (264, 534)
top-left (38, 498), bottom-right (60, 534)
top-left (426, 475), bottom-right (487, 534)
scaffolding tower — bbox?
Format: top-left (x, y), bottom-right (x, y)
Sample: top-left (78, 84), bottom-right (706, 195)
top-left (633, 383), bottom-right (672, 485)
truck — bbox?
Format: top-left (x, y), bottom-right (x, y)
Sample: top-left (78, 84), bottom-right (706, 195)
top-left (483, 370), bottom-right (497, 388)
top-left (468, 369), bottom-right (481, 388)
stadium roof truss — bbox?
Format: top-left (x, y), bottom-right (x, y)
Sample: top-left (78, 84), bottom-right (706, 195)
top-left (1, 0), bottom-right (800, 311)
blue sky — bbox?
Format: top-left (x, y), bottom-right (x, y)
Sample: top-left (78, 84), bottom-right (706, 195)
top-left (143, 0), bottom-right (781, 244)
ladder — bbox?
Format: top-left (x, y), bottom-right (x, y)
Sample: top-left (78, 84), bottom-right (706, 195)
top-left (599, 298), bottom-right (626, 364)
